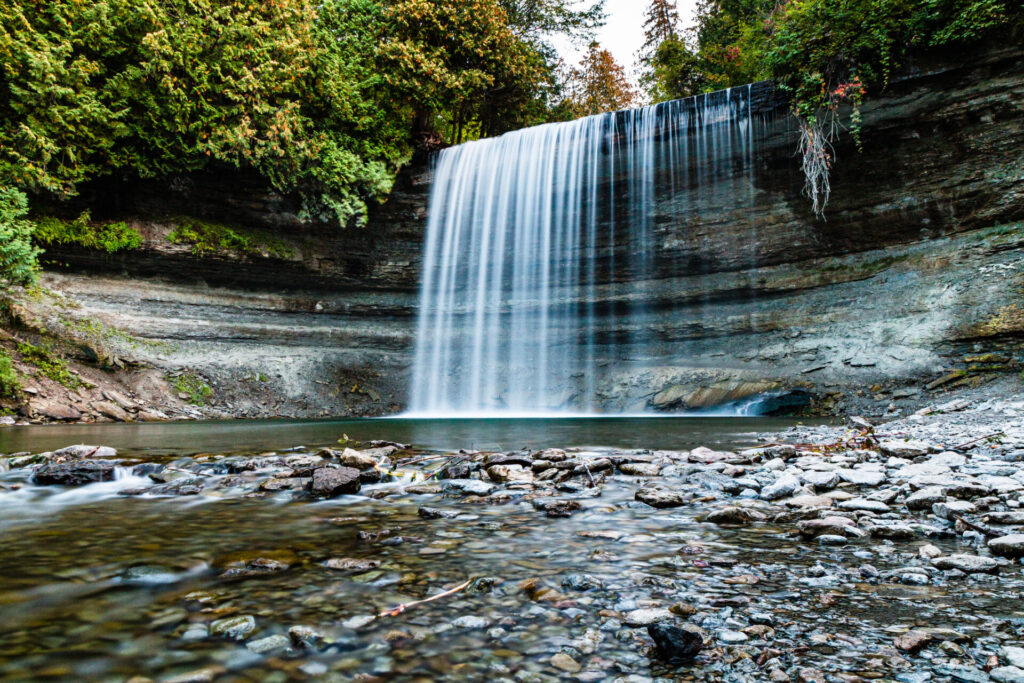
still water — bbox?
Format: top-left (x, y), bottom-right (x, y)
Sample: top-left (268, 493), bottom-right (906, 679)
top-left (0, 416), bottom-right (828, 458)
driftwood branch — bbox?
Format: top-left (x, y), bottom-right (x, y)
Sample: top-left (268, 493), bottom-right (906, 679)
top-left (377, 579), bottom-right (471, 619)
top-left (953, 432), bottom-right (1004, 451)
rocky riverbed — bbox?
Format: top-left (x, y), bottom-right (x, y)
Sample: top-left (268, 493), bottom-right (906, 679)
top-left (2, 400), bottom-right (1024, 682)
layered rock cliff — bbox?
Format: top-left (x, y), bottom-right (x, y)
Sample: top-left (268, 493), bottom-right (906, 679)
top-left (9, 46), bottom-right (1023, 422)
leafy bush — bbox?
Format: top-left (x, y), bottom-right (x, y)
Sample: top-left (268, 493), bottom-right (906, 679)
top-left (0, 349), bottom-right (20, 397)
top-left (34, 212), bottom-right (142, 253)
top-left (641, 0), bottom-right (1022, 214)
top-left (167, 219), bottom-right (293, 259)
top-left (16, 342), bottom-right (84, 389)
top-left (171, 372), bottom-right (212, 406)
top-left (0, 187), bottom-right (40, 288)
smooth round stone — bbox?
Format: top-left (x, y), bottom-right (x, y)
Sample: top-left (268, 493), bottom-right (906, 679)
top-left (718, 629), bottom-right (749, 643)
top-left (818, 534), bottom-right (848, 546)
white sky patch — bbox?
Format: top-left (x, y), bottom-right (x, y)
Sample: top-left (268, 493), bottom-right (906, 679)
top-left (554, 0), bottom-right (700, 83)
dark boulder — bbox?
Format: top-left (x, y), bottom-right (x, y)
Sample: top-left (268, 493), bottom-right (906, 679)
top-left (32, 460), bottom-right (117, 486)
top-left (648, 622), bottom-right (703, 665)
top-left (308, 466), bottom-right (361, 498)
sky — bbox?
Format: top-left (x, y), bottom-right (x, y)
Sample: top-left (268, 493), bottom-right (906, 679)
top-left (583, 0), bottom-right (700, 79)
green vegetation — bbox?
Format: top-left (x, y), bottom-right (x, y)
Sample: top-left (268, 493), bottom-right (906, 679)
top-left (171, 373), bottom-right (213, 406)
top-left (0, 0), bottom-right (604, 238)
top-left (0, 349), bottom-right (20, 397)
top-left (640, 0), bottom-right (1022, 214)
top-left (0, 187), bottom-right (39, 289)
top-left (168, 219), bottom-right (294, 259)
top-left (33, 212), bottom-right (142, 253)
top-left (15, 342), bottom-right (85, 389)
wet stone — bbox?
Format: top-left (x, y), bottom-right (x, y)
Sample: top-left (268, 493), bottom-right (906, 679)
top-left (647, 623), bottom-right (703, 665)
top-left (323, 558), bottom-right (381, 573)
top-left (32, 460), bottom-right (116, 486)
top-left (209, 615), bottom-right (256, 640)
top-left (706, 506), bottom-right (768, 524)
top-left (635, 486), bottom-right (686, 508)
top-left (308, 466), bottom-right (361, 498)
top-left (246, 634), bottom-right (290, 653)
top-left (533, 499), bottom-right (582, 517)
top-left (932, 554), bottom-right (999, 573)
top-left (623, 608), bottom-right (672, 626)
top-left (989, 535), bottom-right (1024, 558)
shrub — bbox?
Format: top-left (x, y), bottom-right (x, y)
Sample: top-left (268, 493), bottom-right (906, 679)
top-left (34, 212), bottom-right (143, 253)
top-left (16, 342), bottom-right (84, 389)
top-left (0, 187), bottom-right (40, 288)
top-left (0, 349), bottom-right (20, 397)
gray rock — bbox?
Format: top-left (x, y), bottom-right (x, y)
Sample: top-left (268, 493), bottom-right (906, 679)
top-left (880, 440), bottom-right (932, 458)
top-left (635, 486), bottom-right (687, 508)
top-left (53, 444), bottom-right (118, 459)
top-left (905, 486), bottom-right (947, 510)
top-left (32, 460), bottom-right (117, 486)
top-left (988, 535), bottom-right (1024, 559)
top-left (1002, 646), bottom-right (1024, 669)
top-left (288, 625), bottom-right (326, 648)
top-left (931, 554), bottom-right (998, 573)
top-left (623, 608), bottom-right (673, 626)
top-left (619, 462), bottom-right (661, 476)
top-left (442, 479), bottom-right (496, 496)
top-left (246, 634), bottom-right (290, 653)
top-left (992, 667), bottom-right (1024, 683)
top-left (706, 506), bottom-right (768, 524)
top-left (210, 615), bottom-right (256, 640)
top-left (933, 499), bottom-right (977, 520)
top-left (818, 534), bottom-right (848, 546)
top-left (718, 629), bottom-right (748, 643)
top-left (837, 468), bottom-right (886, 486)
top-left (761, 474), bottom-right (801, 501)
top-left (802, 470), bottom-right (840, 491)
top-left (308, 466), bottom-right (361, 498)
top-left (452, 615), bottom-right (491, 629)
top-left (838, 498), bottom-right (891, 513)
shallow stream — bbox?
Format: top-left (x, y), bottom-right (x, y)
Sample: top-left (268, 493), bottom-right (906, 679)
top-left (0, 418), bottom-right (1019, 682)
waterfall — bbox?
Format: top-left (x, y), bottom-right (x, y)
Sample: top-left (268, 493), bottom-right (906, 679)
top-left (409, 86), bottom-right (763, 416)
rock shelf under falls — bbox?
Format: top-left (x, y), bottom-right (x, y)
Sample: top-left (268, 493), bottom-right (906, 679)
top-left (2, 404), bottom-right (1024, 681)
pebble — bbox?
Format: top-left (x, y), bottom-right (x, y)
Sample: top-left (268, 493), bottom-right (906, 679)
top-left (623, 608), bottom-right (673, 626)
top-left (550, 653), bottom-right (581, 673)
top-left (246, 634), bottom-right (290, 653)
top-left (209, 615), bottom-right (256, 640)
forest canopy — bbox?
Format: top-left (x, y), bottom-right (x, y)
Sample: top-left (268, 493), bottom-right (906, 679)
top-left (0, 0), bottom-right (606, 237)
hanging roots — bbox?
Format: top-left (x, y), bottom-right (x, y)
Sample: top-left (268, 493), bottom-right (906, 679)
top-left (797, 110), bottom-right (839, 218)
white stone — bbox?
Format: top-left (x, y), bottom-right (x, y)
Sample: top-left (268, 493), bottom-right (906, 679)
top-left (932, 499), bottom-right (977, 520)
top-left (992, 666), bottom-right (1024, 683)
top-left (623, 608), bottom-right (673, 626)
top-left (802, 470), bottom-right (840, 491)
top-left (905, 486), bottom-right (947, 510)
top-left (931, 554), bottom-right (998, 573)
top-left (761, 474), bottom-right (801, 501)
top-left (838, 498), bottom-right (891, 513)
top-left (989, 535), bottom-right (1024, 559)
top-left (879, 440), bottom-right (932, 458)
top-left (1001, 646), bottom-right (1024, 669)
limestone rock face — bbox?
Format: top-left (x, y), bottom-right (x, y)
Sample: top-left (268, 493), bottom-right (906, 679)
top-left (29, 48), bottom-right (1024, 418)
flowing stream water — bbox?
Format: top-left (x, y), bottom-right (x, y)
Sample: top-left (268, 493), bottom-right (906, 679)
top-left (3, 417), bottom-right (1019, 682)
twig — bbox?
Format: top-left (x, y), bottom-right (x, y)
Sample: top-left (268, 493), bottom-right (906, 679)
top-left (377, 579), bottom-right (471, 618)
top-left (953, 432), bottom-right (1004, 451)
top-left (581, 456), bottom-right (596, 488)
top-left (954, 515), bottom-right (999, 538)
